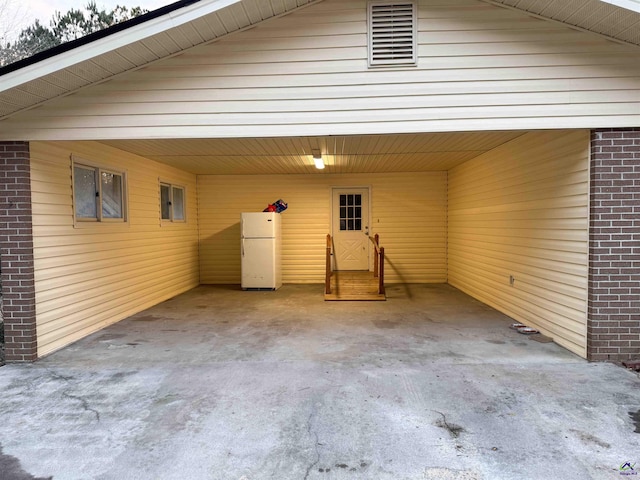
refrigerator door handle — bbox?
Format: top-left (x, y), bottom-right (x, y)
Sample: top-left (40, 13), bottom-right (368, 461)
top-left (241, 237), bottom-right (244, 257)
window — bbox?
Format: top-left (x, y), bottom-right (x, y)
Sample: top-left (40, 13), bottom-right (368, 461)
top-left (160, 183), bottom-right (186, 222)
top-left (368, 1), bottom-right (417, 67)
top-left (73, 161), bottom-right (126, 222)
top-left (339, 194), bottom-right (363, 231)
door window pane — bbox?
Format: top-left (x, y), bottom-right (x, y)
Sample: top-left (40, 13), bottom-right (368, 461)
top-left (339, 193), bottom-right (363, 231)
top-left (73, 166), bottom-right (97, 218)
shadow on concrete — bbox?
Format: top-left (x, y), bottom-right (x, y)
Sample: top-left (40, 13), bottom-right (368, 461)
top-left (0, 444), bottom-right (51, 480)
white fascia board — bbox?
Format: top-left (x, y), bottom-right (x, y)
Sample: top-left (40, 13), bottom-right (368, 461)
top-left (598, 0), bottom-right (640, 13)
top-left (0, 0), bottom-right (241, 92)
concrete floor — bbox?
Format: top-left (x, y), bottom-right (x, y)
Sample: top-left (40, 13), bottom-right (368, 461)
top-left (0, 284), bottom-right (639, 480)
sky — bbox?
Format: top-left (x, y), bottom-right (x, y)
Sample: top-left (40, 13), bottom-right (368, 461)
top-left (2, 0), bottom-right (174, 41)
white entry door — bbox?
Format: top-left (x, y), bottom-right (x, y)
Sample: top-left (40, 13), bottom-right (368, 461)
top-left (332, 188), bottom-right (370, 271)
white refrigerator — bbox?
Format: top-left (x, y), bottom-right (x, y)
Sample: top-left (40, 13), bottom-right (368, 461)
top-left (241, 212), bottom-right (282, 290)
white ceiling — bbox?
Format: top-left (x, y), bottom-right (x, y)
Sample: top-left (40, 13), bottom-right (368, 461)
top-left (100, 131), bottom-right (526, 174)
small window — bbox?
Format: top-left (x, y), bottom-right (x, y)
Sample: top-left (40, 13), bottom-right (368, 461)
top-left (160, 182), bottom-right (186, 222)
top-left (73, 161), bottom-right (126, 222)
top-left (368, 1), bottom-right (417, 67)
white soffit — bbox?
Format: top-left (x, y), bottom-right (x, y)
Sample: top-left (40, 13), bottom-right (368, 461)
top-left (2, 0), bottom-right (240, 92)
top-left (0, 0), bottom-right (320, 118)
top-left (484, 0), bottom-right (640, 45)
top-left (599, 0), bottom-right (640, 13)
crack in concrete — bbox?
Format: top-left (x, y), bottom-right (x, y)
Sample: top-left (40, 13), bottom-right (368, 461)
top-left (62, 391), bottom-right (101, 422)
top-left (47, 368), bottom-right (100, 422)
top-left (433, 410), bottom-right (464, 439)
top-left (303, 410), bottom-right (321, 480)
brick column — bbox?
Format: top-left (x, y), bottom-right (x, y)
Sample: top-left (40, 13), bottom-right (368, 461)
top-left (0, 142), bottom-right (37, 362)
top-left (588, 128), bottom-right (640, 362)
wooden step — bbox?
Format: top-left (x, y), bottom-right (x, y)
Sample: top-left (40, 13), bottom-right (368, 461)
top-left (324, 271), bottom-right (386, 301)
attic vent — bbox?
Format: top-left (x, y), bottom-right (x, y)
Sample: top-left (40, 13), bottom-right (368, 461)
top-left (368, 1), bottom-right (417, 67)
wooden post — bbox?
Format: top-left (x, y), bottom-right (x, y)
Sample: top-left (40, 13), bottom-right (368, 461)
top-left (373, 233), bottom-right (379, 277)
top-left (325, 234), bottom-right (332, 294)
top-left (379, 247), bottom-right (385, 295)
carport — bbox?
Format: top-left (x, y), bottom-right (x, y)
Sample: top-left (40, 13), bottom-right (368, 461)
top-left (8, 128), bottom-right (591, 361)
top-left (0, 283), bottom-right (639, 479)
top-left (0, 0), bottom-right (639, 364)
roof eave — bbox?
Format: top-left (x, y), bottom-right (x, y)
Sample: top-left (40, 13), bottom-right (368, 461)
top-left (599, 0), bottom-right (640, 13)
top-left (0, 0), bottom-right (241, 92)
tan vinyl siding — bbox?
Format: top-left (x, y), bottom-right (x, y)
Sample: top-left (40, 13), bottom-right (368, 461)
top-left (2, 0), bottom-right (640, 140)
top-left (448, 130), bottom-right (589, 358)
top-left (30, 141), bottom-right (199, 357)
top-left (198, 172), bottom-right (446, 284)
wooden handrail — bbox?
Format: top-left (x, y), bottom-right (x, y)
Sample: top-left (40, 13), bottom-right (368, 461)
top-left (370, 234), bottom-right (385, 295)
top-left (372, 233), bottom-right (381, 277)
top-left (325, 234), bottom-right (332, 294)
top-left (379, 247), bottom-right (385, 295)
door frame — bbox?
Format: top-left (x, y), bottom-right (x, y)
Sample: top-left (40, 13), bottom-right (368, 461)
top-left (330, 186), bottom-right (372, 271)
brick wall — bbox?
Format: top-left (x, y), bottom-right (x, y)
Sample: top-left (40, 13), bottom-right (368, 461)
top-left (589, 128), bottom-right (640, 362)
top-left (0, 142), bottom-right (37, 362)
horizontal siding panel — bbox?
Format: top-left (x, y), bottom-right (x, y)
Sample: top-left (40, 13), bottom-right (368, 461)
top-left (33, 241), bottom-right (198, 278)
top-left (449, 158), bottom-right (588, 191)
top-left (198, 172), bottom-right (447, 284)
top-left (449, 261), bottom-right (586, 316)
top-left (448, 249), bottom-right (588, 290)
top-left (32, 91), bottom-right (640, 118)
top-left (448, 234), bottom-right (588, 254)
top-left (448, 130), bottom-right (589, 358)
top-left (448, 265), bottom-right (587, 333)
top-left (33, 242), bottom-right (196, 270)
top-left (9, 103), bottom-right (640, 132)
top-left (34, 251), bottom-right (197, 296)
top-left (448, 265), bottom-right (586, 350)
top-left (30, 141), bottom-right (200, 357)
top-left (3, 0), bottom-right (640, 140)
top-left (36, 262), bottom-right (197, 315)
top-left (14, 115), bottom-right (640, 141)
top-left (82, 71), bottom-right (638, 94)
top-left (448, 141), bottom-right (589, 187)
top-left (32, 230), bottom-right (198, 253)
top-left (36, 275), bottom-right (197, 357)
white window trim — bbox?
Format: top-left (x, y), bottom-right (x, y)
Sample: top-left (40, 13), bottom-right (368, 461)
top-left (71, 156), bottom-right (128, 225)
top-left (159, 180), bottom-right (187, 224)
top-left (367, 1), bottom-right (418, 68)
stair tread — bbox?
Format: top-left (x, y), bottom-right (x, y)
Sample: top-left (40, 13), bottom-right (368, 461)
top-left (325, 271), bottom-right (386, 301)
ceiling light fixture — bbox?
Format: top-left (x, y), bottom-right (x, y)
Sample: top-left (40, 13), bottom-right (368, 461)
top-left (312, 149), bottom-right (324, 169)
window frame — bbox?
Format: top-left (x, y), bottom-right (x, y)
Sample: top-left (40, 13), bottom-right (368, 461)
top-left (159, 181), bottom-right (187, 223)
top-left (72, 157), bottom-right (128, 224)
